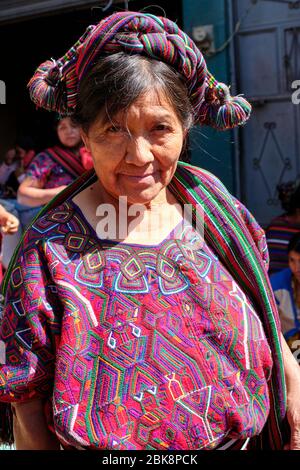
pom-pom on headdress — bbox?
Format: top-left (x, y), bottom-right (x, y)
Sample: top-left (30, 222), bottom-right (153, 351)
top-left (28, 11), bottom-right (251, 130)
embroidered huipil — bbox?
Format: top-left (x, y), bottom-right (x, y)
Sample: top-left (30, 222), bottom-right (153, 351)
top-left (26, 152), bottom-right (75, 188)
top-left (0, 199), bottom-right (273, 450)
top-left (25, 146), bottom-right (86, 189)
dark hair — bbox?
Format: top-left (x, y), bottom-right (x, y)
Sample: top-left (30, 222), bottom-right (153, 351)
top-left (277, 181), bottom-right (295, 212)
top-left (288, 184), bottom-right (300, 214)
top-left (16, 135), bottom-right (36, 151)
top-left (288, 232), bottom-right (300, 253)
top-left (53, 115), bottom-right (76, 130)
top-left (73, 52), bottom-right (194, 133)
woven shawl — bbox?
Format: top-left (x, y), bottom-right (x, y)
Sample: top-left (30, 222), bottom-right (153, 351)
top-left (0, 162), bottom-right (287, 448)
top-left (44, 146), bottom-right (86, 178)
top-left (169, 162), bottom-right (287, 449)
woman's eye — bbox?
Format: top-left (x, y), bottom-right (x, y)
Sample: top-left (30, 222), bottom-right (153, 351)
top-left (107, 126), bottom-right (123, 133)
top-left (153, 124), bottom-right (169, 131)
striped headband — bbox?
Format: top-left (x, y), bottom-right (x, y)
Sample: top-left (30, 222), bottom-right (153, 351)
top-left (28, 11), bottom-right (251, 130)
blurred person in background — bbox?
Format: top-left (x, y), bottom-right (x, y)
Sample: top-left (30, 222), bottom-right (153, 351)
top-left (0, 149), bottom-right (19, 197)
top-left (0, 204), bottom-right (19, 281)
top-left (15, 135), bottom-right (36, 170)
top-left (266, 181), bottom-right (300, 274)
top-left (1, 118), bottom-right (87, 269)
top-left (270, 232), bottom-right (300, 353)
top-left (17, 117), bottom-right (85, 212)
top-left (0, 134), bottom-right (36, 199)
top-left (0, 204), bottom-right (19, 235)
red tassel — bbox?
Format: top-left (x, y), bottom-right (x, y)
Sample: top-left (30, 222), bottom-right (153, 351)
top-left (27, 60), bottom-right (67, 114)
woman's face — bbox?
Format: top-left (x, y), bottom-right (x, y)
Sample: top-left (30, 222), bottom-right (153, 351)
top-left (4, 148), bottom-right (17, 165)
top-left (82, 90), bottom-right (186, 206)
top-left (57, 117), bottom-right (82, 149)
top-left (288, 250), bottom-right (300, 282)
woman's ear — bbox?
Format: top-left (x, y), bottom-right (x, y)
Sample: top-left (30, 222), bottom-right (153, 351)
top-left (80, 130), bottom-right (91, 151)
top-left (182, 128), bottom-right (189, 149)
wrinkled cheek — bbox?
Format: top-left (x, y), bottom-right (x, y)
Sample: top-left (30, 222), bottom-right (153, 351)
top-left (161, 161), bottom-right (179, 182)
top-left (92, 148), bottom-right (123, 171)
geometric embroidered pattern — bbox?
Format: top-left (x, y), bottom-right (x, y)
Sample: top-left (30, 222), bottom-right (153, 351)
top-left (0, 200), bottom-right (273, 450)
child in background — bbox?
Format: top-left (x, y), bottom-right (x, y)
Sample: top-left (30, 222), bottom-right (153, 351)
top-left (270, 231), bottom-right (300, 353)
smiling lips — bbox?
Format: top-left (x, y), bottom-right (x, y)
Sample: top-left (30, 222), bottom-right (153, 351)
top-left (121, 171), bottom-right (158, 181)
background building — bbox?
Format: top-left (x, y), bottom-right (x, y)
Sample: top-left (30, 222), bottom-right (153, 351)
top-left (232, 0), bottom-right (300, 227)
top-left (1, 0), bottom-right (300, 227)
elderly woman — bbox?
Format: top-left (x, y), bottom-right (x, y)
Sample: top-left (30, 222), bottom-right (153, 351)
top-left (0, 11), bottom-right (299, 451)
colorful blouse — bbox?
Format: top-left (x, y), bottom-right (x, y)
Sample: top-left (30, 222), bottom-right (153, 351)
top-left (0, 197), bottom-right (273, 450)
top-left (25, 149), bottom-right (80, 189)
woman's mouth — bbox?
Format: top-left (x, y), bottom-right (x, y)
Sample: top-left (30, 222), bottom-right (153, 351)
top-left (121, 172), bottom-right (158, 183)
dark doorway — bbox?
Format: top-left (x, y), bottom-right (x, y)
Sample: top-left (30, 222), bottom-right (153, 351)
top-left (0, 1), bottom-right (183, 158)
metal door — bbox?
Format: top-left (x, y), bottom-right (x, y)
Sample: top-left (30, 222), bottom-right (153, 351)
top-left (232, 0), bottom-right (300, 227)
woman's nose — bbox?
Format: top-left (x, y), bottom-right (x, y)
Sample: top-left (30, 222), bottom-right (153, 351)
top-left (125, 136), bottom-right (154, 165)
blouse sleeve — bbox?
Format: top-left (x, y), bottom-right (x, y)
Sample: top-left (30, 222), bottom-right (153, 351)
top-left (0, 230), bottom-right (62, 403)
top-left (25, 152), bottom-right (54, 186)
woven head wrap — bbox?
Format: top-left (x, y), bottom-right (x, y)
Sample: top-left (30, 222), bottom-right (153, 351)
top-left (28, 11), bottom-right (251, 130)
